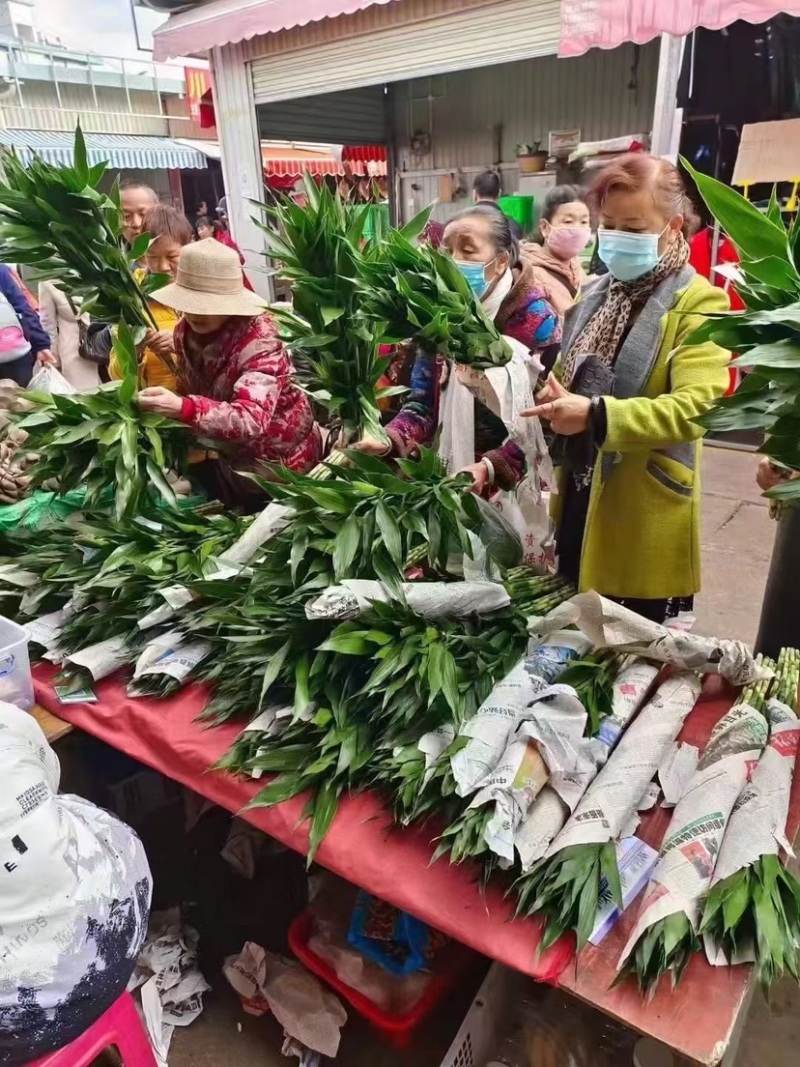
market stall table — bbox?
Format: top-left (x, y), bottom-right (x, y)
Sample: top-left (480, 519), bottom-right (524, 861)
top-left (33, 664), bottom-right (799, 1066)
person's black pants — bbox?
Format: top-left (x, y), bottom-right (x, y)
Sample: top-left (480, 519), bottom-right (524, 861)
top-left (1, 352), bottom-right (35, 387)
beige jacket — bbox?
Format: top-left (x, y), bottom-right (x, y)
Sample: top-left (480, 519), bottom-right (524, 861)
top-left (38, 282), bottom-right (99, 390)
top-left (521, 242), bottom-right (587, 320)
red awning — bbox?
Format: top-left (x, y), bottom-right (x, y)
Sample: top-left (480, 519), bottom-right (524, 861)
top-left (559, 0), bottom-right (800, 58)
top-left (262, 144), bottom-right (387, 180)
top-left (154, 0), bottom-right (403, 61)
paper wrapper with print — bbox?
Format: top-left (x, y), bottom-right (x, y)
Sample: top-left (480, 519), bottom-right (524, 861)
top-left (712, 698), bottom-right (800, 883)
top-left (450, 630), bottom-right (591, 798)
top-left (621, 700), bottom-right (769, 964)
top-left (466, 683), bottom-right (604, 862)
top-left (532, 591), bottom-right (764, 687)
top-left (544, 673), bottom-right (702, 858)
top-left (515, 657), bottom-right (660, 869)
top-left (306, 580), bottom-right (509, 622)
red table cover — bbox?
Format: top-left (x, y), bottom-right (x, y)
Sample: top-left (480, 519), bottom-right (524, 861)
top-left (33, 663), bottom-right (572, 982)
top-left (36, 665), bottom-right (796, 1061)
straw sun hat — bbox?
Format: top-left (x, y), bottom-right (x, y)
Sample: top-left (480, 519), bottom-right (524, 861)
top-left (150, 238), bottom-right (266, 318)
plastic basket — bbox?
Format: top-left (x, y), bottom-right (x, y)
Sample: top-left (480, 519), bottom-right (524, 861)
top-left (498, 195), bottom-right (535, 235)
top-left (288, 908), bottom-right (475, 1048)
top-left (0, 613), bottom-right (33, 709)
top-left (439, 963), bottom-right (516, 1067)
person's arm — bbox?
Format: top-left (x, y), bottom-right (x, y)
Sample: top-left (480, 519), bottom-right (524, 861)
top-left (0, 266), bottom-right (50, 355)
top-left (601, 285), bottom-right (731, 453)
top-left (179, 327), bottom-right (293, 443)
top-left (37, 283), bottom-right (60, 363)
top-left (384, 349), bottom-right (440, 456)
top-left (504, 293), bottom-right (562, 356)
top-left (481, 439), bottom-right (526, 490)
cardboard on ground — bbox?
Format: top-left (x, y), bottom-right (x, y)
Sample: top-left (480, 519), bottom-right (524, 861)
top-left (732, 119), bottom-right (800, 186)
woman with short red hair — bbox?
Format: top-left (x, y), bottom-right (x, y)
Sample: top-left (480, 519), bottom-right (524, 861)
top-left (525, 153), bottom-right (731, 622)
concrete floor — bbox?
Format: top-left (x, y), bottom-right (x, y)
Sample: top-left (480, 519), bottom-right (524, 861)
top-left (167, 444), bottom-right (798, 1067)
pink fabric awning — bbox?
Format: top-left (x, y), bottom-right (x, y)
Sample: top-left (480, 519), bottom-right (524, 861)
top-left (154, 0), bottom-right (403, 61)
top-left (559, 0), bottom-right (800, 58)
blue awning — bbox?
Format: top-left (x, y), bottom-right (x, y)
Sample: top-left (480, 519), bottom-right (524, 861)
top-left (0, 130), bottom-right (209, 170)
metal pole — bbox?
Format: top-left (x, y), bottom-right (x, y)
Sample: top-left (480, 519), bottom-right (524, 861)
top-left (755, 507), bottom-right (800, 657)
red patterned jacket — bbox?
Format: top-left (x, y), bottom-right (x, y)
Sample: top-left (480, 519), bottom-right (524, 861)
top-left (175, 312), bottom-right (321, 476)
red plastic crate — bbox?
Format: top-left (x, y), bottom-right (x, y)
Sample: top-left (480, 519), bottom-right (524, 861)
top-left (288, 908), bottom-right (477, 1048)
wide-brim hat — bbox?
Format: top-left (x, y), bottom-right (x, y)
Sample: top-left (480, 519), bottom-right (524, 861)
top-left (150, 237), bottom-right (267, 317)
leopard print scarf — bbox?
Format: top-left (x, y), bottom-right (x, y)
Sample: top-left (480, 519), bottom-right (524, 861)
top-left (562, 232), bottom-right (690, 386)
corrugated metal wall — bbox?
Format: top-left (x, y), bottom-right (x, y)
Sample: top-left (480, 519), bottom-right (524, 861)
top-left (395, 40), bottom-right (659, 222)
top-left (249, 0), bottom-right (561, 103)
top-left (244, 0), bottom-right (522, 60)
top-left (0, 82), bottom-right (172, 135)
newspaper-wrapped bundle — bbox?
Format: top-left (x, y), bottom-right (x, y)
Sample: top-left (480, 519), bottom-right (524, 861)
top-left (450, 630), bottom-right (591, 798)
top-left (532, 591), bottom-right (764, 686)
top-left (515, 672), bottom-right (702, 949)
top-left (305, 580), bottom-right (509, 622)
top-left (64, 636), bottom-right (129, 681)
top-left (454, 683), bottom-right (605, 864)
top-left (618, 679), bottom-right (771, 993)
top-left (127, 630), bottom-right (211, 698)
top-left (700, 650), bottom-right (800, 985)
top-left (515, 658), bottom-right (660, 870)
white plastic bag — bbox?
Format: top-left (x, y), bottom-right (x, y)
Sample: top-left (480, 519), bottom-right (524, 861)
top-left (28, 365), bottom-right (76, 395)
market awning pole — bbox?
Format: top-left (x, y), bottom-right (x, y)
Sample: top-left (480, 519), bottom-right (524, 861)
top-left (755, 508), bottom-right (800, 657)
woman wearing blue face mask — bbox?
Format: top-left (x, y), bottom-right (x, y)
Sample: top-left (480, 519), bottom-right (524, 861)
top-left (524, 153), bottom-right (730, 623)
top-left (354, 205), bottom-right (560, 494)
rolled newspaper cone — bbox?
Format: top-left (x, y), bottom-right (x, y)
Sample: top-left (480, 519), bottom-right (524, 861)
top-left (619, 691), bottom-right (770, 986)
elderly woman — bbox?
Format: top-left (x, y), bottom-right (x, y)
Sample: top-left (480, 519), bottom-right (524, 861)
top-left (134, 239), bottom-right (320, 505)
top-left (525, 154), bottom-right (730, 623)
top-left (357, 204), bottom-right (560, 494)
top-left (0, 701), bottom-right (151, 1064)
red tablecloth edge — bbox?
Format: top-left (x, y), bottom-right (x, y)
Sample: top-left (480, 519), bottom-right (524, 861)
top-left (34, 664), bottom-right (574, 983)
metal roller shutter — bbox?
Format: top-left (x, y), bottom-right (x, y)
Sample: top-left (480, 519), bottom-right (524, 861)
top-left (250, 0), bottom-right (561, 105)
top-left (257, 86), bottom-right (387, 144)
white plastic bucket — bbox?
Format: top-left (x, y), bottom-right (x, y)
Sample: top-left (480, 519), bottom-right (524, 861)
top-left (0, 615), bottom-right (33, 709)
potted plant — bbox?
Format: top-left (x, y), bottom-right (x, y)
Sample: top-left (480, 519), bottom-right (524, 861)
top-left (516, 141), bottom-right (548, 174)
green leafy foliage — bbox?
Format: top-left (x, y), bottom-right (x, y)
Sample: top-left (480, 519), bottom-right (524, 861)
top-left (683, 160), bottom-right (800, 492)
top-left (15, 378), bottom-right (192, 521)
top-left (700, 648), bottom-right (800, 991)
top-left (0, 125), bottom-right (159, 327)
top-left (359, 226), bottom-right (512, 365)
top-left (253, 174), bottom-right (387, 445)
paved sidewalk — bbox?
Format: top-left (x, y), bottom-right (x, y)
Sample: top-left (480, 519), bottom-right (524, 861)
top-left (695, 445), bottom-right (774, 645)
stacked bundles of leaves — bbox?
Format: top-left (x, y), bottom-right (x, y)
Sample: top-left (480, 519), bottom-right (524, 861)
top-left (254, 175), bottom-right (393, 446)
top-left (617, 665), bottom-right (774, 995)
top-left (191, 448), bottom-right (522, 725)
top-left (359, 213), bottom-right (512, 366)
top-left (684, 162), bottom-right (800, 501)
top-left (0, 126), bottom-right (162, 328)
top-left (514, 672), bottom-right (704, 952)
top-left (15, 324), bottom-right (192, 520)
top-left (0, 523), bottom-right (81, 619)
top-left (700, 647), bottom-right (800, 989)
top-left (54, 507), bottom-right (246, 655)
top-left (222, 599), bottom-right (527, 860)
top-left (438, 650), bottom-right (623, 867)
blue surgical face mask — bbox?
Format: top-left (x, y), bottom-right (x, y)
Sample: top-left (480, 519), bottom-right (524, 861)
top-left (454, 258), bottom-right (495, 298)
top-left (597, 226), bottom-right (669, 282)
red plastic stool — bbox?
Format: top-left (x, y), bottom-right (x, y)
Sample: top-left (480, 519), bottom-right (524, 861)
top-left (26, 991), bottom-right (157, 1067)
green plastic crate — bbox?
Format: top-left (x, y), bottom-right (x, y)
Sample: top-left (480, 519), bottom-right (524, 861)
top-left (498, 195), bottom-right (535, 235)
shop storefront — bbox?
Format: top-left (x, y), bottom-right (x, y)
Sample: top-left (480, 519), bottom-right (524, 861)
top-left (152, 0), bottom-right (670, 296)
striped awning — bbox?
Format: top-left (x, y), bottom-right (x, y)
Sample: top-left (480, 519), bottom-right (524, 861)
top-left (0, 131), bottom-right (209, 170)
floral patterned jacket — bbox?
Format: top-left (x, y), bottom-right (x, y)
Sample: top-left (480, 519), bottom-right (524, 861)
top-left (175, 312), bottom-right (321, 475)
top-left (386, 259), bottom-right (561, 490)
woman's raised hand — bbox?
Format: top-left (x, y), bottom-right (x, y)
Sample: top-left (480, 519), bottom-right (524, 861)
top-left (522, 373), bottom-right (592, 436)
top-left (349, 435), bottom-right (392, 457)
top-left (136, 386), bottom-right (183, 418)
